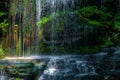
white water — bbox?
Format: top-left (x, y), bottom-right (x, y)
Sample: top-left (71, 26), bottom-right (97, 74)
top-left (38, 56), bottom-right (96, 80)
top-left (0, 69), bottom-right (7, 80)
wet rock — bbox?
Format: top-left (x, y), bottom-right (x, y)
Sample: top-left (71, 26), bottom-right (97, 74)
top-left (0, 74), bottom-right (9, 80)
top-left (38, 56), bottom-right (98, 80)
top-left (1, 51), bottom-right (120, 80)
top-left (39, 73), bottom-right (75, 80)
top-left (4, 62), bottom-right (39, 80)
top-left (101, 47), bottom-right (120, 54)
top-left (68, 59), bottom-right (76, 63)
top-left (106, 75), bottom-right (120, 80)
top-left (75, 73), bottom-right (104, 80)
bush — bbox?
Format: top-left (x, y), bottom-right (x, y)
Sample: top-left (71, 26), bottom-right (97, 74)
top-left (76, 6), bottom-right (111, 26)
top-left (0, 47), bottom-right (5, 58)
top-left (0, 11), bottom-right (9, 35)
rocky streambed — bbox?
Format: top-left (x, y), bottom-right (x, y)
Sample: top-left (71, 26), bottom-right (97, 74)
top-left (0, 47), bottom-right (120, 80)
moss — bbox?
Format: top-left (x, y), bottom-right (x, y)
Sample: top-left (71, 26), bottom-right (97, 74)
top-left (87, 20), bottom-right (102, 26)
top-left (0, 12), bottom-right (9, 34)
top-left (38, 42), bottom-right (70, 54)
top-left (103, 37), bottom-right (113, 47)
top-left (37, 11), bottom-right (69, 27)
top-left (0, 46), bottom-right (6, 58)
top-left (77, 6), bottom-right (101, 17)
top-left (115, 21), bottom-right (120, 28)
top-left (76, 46), bottom-right (100, 54)
top-left (10, 3), bottom-right (15, 16)
top-left (10, 78), bottom-right (23, 80)
top-left (76, 5), bottom-right (120, 48)
top-left (0, 19), bottom-right (9, 33)
top-left (0, 12), bottom-right (6, 17)
top-left (76, 6), bottom-right (111, 26)
top-left (37, 16), bottom-right (52, 26)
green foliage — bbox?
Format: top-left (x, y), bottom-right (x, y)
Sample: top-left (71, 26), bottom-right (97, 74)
top-left (25, 0), bottom-right (29, 8)
top-left (0, 11), bottom-right (9, 34)
top-left (77, 6), bottom-right (101, 18)
top-left (76, 5), bottom-right (120, 48)
top-left (38, 43), bottom-right (50, 53)
top-left (10, 78), bottom-right (22, 80)
top-left (37, 11), bottom-right (68, 40)
top-left (37, 11), bottom-right (68, 27)
top-left (38, 42), bottom-right (69, 54)
top-left (76, 46), bottom-right (100, 54)
top-left (87, 20), bottom-right (102, 26)
top-left (115, 21), bottom-right (120, 28)
top-left (37, 16), bottom-right (52, 26)
top-left (0, 11), bottom-right (9, 55)
top-left (0, 12), bottom-right (6, 17)
top-left (10, 3), bottom-right (15, 16)
top-left (100, 32), bottom-right (120, 47)
top-left (104, 37), bottom-right (113, 47)
top-left (111, 33), bottom-right (120, 45)
top-left (0, 46), bottom-right (5, 58)
top-left (0, 20), bottom-right (9, 33)
top-left (76, 6), bottom-right (111, 26)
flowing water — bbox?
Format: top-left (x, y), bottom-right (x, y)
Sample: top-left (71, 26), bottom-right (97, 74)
top-left (0, 69), bottom-right (8, 80)
top-left (0, 49), bottom-right (120, 80)
top-left (8, 0), bottom-right (114, 56)
top-left (8, 0), bottom-right (84, 56)
top-left (38, 56), bottom-right (96, 80)
top-left (1, 0), bottom-right (120, 80)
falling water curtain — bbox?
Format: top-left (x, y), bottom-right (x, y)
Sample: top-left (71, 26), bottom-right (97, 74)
top-left (9, 0), bottom-right (36, 56)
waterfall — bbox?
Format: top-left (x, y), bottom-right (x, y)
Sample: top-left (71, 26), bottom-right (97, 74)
top-left (38, 56), bottom-right (96, 80)
top-left (0, 69), bottom-right (8, 80)
top-left (7, 0), bottom-right (80, 56)
top-left (8, 0), bottom-right (36, 56)
top-left (36, 0), bottom-right (42, 22)
top-left (7, 0), bottom-right (119, 56)
top-left (36, 0), bottom-right (80, 54)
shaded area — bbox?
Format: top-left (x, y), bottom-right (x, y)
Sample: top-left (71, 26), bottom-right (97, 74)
top-left (0, 48), bottom-right (120, 80)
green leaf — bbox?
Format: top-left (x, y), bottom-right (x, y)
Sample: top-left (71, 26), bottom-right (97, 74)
top-left (0, 12), bottom-right (6, 17)
top-left (115, 21), bottom-right (120, 28)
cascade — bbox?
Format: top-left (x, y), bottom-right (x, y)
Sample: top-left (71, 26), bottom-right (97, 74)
top-left (1, 0), bottom-right (119, 57)
top-left (38, 56), bottom-right (96, 80)
top-left (8, 0), bottom-right (36, 56)
top-left (0, 69), bottom-right (8, 80)
top-left (7, 0), bottom-right (110, 56)
top-left (7, 0), bottom-right (81, 56)
top-left (0, 0), bottom-right (120, 80)
top-left (36, 0), bottom-right (79, 54)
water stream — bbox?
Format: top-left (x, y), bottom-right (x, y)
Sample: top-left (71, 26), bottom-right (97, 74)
top-left (0, 48), bottom-right (120, 80)
top-left (8, 0), bottom-right (117, 56)
top-left (8, 0), bottom-right (82, 56)
top-left (1, 0), bottom-right (120, 80)
top-left (0, 69), bottom-right (8, 80)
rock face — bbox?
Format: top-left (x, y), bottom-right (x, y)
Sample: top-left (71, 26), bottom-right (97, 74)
top-left (0, 61), bottom-right (40, 80)
top-left (0, 47), bottom-right (120, 80)
top-left (38, 55), bottom-right (104, 80)
top-left (38, 48), bottom-right (120, 80)
top-left (8, 62), bottom-right (38, 80)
